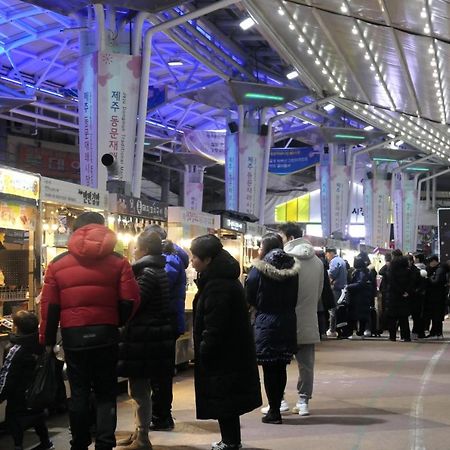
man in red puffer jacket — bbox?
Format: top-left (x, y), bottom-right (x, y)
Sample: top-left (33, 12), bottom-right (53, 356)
top-left (39, 212), bottom-right (140, 450)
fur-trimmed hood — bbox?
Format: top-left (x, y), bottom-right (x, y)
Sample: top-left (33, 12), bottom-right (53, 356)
top-left (252, 249), bottom-right (301, 281)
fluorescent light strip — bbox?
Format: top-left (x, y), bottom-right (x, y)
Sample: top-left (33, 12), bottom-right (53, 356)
top-left (280, 4), bottom-right (344, 96)
top-left (239, 17), bottom-right (255, 30)
top-left (334, 134), bottom-right (366, 140)
top-left (244, 93), bottom-right (284, 101)
top-left (350, 11), bottom-right (396, 111)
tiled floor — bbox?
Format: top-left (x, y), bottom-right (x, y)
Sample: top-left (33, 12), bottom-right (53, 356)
top-left (2, 326), bottom-right (450, 450)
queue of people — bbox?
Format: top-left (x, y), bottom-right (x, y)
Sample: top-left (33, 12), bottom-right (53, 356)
top-left (0, 216), bottom-right (448, 450)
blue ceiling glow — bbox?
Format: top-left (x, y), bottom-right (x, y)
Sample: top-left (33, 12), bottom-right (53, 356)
top-left (168, 7), bottom-right (245, 66)
top-left (340, 116), bottom-right (366, 129)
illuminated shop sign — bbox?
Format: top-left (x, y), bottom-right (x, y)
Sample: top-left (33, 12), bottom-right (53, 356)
top-left (41, 177), bottom-right (108, 209)
top-left (0, 167), bottom-right (39, 200)
top-left (221, 216), bottom-right (247, 234)
top-left (111, 194), bottom-right (167, 220)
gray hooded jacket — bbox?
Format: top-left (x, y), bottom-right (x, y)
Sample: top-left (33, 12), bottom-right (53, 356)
top-left (284, 238), bottom-right (324, 345)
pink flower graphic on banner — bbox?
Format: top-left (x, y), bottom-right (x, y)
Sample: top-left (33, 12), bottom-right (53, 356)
top-left (127, 56), bottom-right (142, 79)
top-left (98, 73), bottom-right (113, 87)
top-left (101, 53), bottom-right (113, 65)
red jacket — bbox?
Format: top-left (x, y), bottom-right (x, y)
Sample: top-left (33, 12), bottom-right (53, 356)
top-left (40, 224), bottom-right (140, 350)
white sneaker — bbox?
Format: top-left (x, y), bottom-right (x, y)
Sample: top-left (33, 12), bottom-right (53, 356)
top-left (294, 401), bottom-right (310, 416)
top-left (363, 330), bottom-right (371, 337)
top-left (326, 329), bottom-right (337, 337)
top-left (348, 334), bottom-right (363, 340)
top-left (260, 399), bottom-right (290, 415)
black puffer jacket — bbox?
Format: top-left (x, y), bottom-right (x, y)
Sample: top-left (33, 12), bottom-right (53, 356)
top-left (347, 268), bottom-right (372, 322)
top-left (193, 249), bottom-right (262, 420)
top-left (0, 332), bottom-right (43, 413)
top-left (117, 255), bottom-right (175, 378)
top-left (386, 257), bottom-right (414, 317)
top-left (246, 249), bottom-right (300, 364)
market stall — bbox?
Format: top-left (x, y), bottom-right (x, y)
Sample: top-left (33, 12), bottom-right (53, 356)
top-left (0, 166), bottom-right (40, 423)
top-left (40, 177), bottom-right (109, 274)
top-left (108, 194), bottom-right (167, 260)
top-left (167, 206), bottom-right (220, 366)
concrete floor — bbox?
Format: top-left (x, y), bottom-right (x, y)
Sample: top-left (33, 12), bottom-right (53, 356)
top-left (2, 323), bottom-right (450, 450)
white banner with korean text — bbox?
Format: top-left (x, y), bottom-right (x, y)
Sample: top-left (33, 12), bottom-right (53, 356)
top-left (78, 52), bottom-right (141, 190)
top-left (237, 132), bottom-right (266, 220)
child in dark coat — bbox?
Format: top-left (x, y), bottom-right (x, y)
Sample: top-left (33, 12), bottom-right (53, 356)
top-left (0, 311), bottom-right (53, 450)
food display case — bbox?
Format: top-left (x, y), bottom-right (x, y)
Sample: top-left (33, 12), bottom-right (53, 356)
top-left (40, 177), bottom-right (109, 275)
top-left (167, 207), bottom-right (220, 366)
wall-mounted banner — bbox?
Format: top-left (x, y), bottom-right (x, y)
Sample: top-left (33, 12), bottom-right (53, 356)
top-left (78, 52), bottom-right (141, 190)
top-left (269, 147), bottom-right (319, 175)
top-left (0, 167), bottom-right (39, 201)
top-left (183, 130), bottom-right (226, 164)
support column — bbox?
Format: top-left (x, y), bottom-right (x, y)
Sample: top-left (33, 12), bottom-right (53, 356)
top-left (160, 168), bottom-right (170, 203)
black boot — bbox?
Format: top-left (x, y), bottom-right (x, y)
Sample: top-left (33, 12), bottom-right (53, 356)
top-left (261, 409), bottom-right (282, 424)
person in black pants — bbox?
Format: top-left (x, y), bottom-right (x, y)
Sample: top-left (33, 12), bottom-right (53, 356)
top-left (39, 212), bottom-right (140, 450)
top-left (246, 233), bottom-right (300, 424)
top-left (0, 311), bottom-right (53, 450)
top-left (191, 235), bottom-right (262, 450)
top-left (386, 250), bottom-right (414, 342)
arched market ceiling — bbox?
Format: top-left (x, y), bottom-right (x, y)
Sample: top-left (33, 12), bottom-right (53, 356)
top-left (0, 0), bottom-right (448, 199)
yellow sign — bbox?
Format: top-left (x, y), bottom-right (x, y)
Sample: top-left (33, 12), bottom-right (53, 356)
top-left (0, 168), bottom-right (39, 200)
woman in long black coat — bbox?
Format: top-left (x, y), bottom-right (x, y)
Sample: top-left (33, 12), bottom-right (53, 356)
top-left (117, 231), bottom-right (176, 450)
top-left (386, 251), bottom-right (414, 341)
top-left (346, 256), bottom-right (373, 338)
top-left (191, 234), bottom-right (261, 450)
top-left (245, 232), bottom-right (300, 424)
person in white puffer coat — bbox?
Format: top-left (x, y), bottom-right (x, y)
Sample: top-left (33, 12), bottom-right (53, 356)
top-left (279, 223), bottom-right (324, 417)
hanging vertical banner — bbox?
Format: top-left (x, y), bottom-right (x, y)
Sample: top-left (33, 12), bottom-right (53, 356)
top-left (184, 164), bottom-right (204, 212)
top-left (78, 51), bottom-right (141, 190)
top-left (320, 162), bottom-right (331, 237)
top-left (78, 52), bottom-right (97, 188)
top-left (330, 165), bottom-right (350, 236)
top-left (402, 178), bottom-right (417, 253)
top-left (363, 178), bottom-right (373, 244)
top-left (238, 132), bottom-right (266, 219)
top-left (365, 177), bottom-right (390, 248)
top-left (225, 132), bottom-right (239, 211)
top-left (372, 178), bottom-right (390, 248)
top-left (393, 176), bottom-right (417, 252)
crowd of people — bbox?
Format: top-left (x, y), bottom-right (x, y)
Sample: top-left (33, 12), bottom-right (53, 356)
top-left (322, 248), bottom-right (449, 342)
top-left (0, 216), bottom-right (447, 450)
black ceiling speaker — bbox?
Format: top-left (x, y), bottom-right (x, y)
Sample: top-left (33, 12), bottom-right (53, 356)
top-left (367, 171), bottom-right (374, 179)
top-left (228, 122), bottom-right (239, 134)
